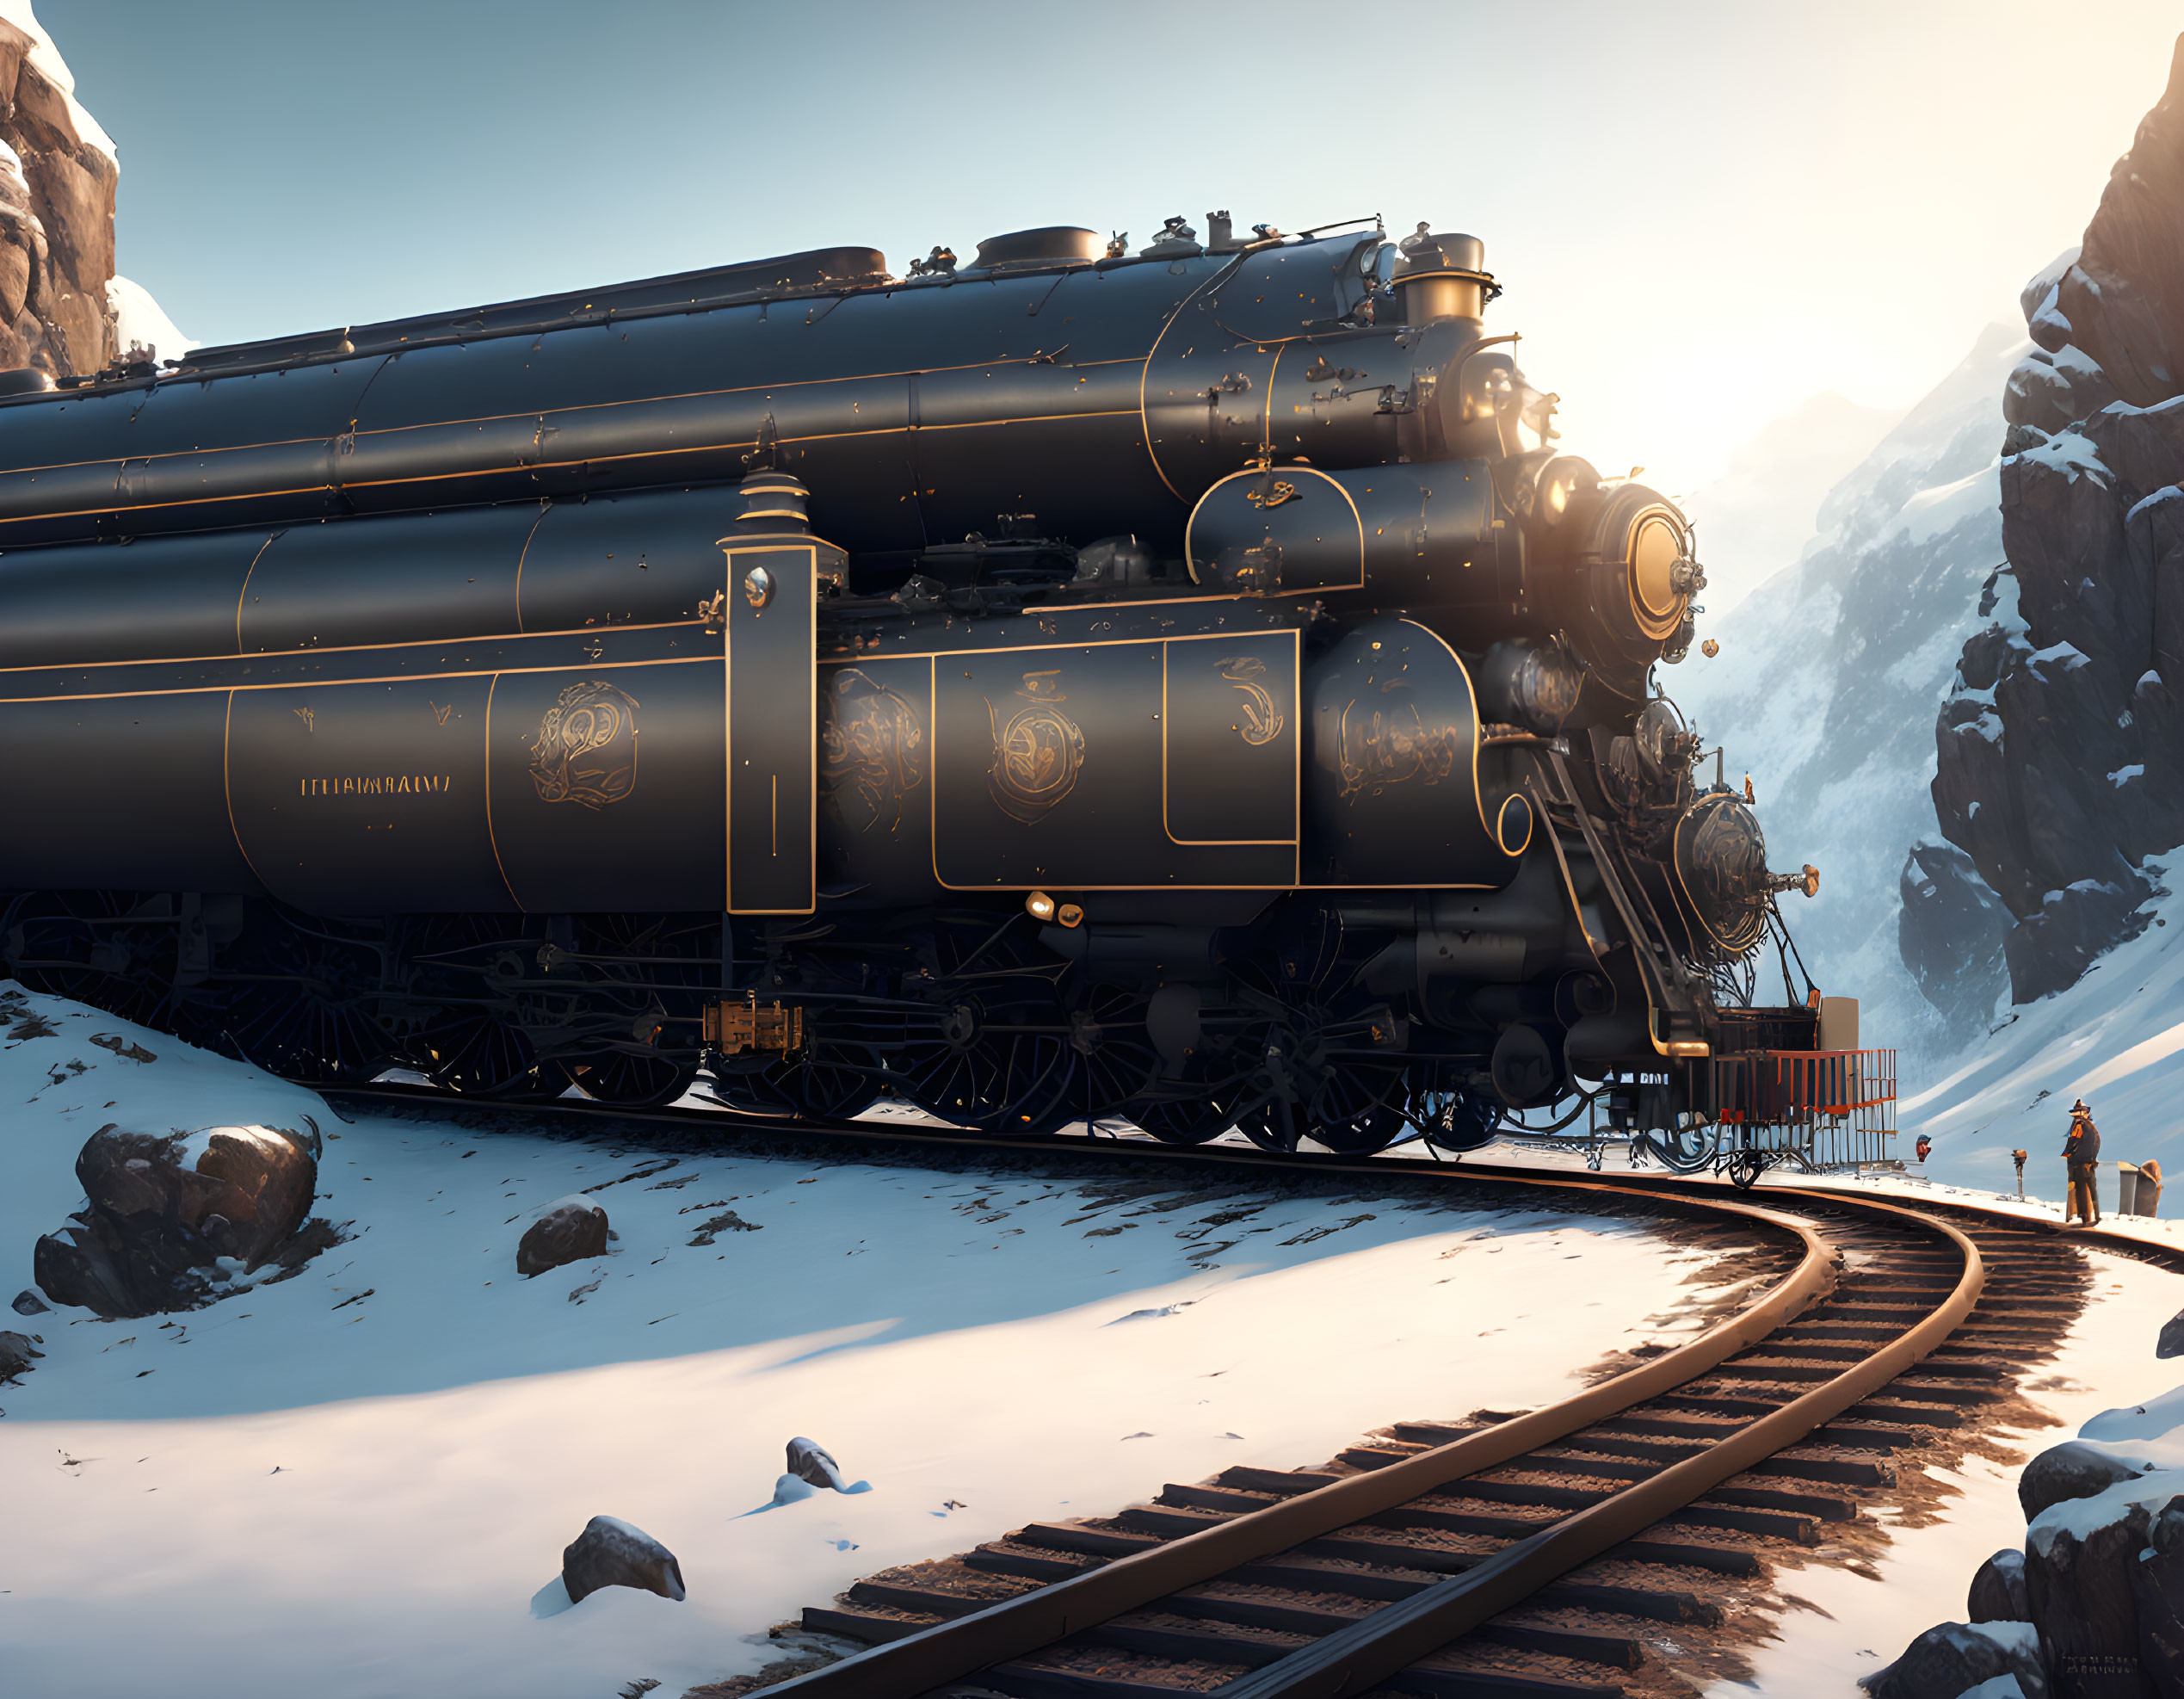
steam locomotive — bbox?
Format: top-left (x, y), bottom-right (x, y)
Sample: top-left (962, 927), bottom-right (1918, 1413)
top-left (0, 213), bottom-right (1830, 1153)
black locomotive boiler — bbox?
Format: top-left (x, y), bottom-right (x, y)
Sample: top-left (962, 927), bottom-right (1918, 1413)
top-left (0, 214), bottom-right (1835, 1152)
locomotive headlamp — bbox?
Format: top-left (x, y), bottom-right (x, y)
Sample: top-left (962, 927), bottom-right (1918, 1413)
top-left (743, 565), bottom-right (774, 609)
top-left (1536, 473), bottom-right (1700, 676)
top-left (1629, 515), bottom-right (1684, 628)
top-left (1024, 891), bottom-right (1058, 922)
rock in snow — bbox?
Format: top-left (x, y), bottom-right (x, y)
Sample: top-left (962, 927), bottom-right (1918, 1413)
top-left (34, 1121), bottom-right (324, 1318)
top-left (517, 1198), bottom-right (610, 1277)
top-left (1968, 1548), bottom-right (2031, 1624)
top-left (2133, 1492), bottom-right (2184, 1692)
top-left (561, 1516), bottom-right (686, 1606)
top-left (9, 1287), bottom-right (46, 1315)
top-left (2019, 1440), bottom-right (2153, 1521)
top-left (786, 1436), bottom-right (864, 1493)
top-left (2027, 1479), bottom-right (2168, 1694)
top-left (0, 1326), bottom-right (40, 1381)
top-left (2160, 1309), bottom-right (2184, 1361)
top-left (1857, 1619), bottom-right (2046, 1699)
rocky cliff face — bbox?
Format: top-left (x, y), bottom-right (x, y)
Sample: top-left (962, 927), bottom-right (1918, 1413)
top-left (0, 8), bottom-right (120, 376)
top-left (1924, 34), bottom-right (2184, 1004)
top-left (0, 3), bottom-right (190, 379)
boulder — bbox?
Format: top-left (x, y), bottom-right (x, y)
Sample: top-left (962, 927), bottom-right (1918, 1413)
top-left (561, 1516), bottom-right (685, 1605)
top-left (0, 1328), bottom-right (40, 1381)
top-left (786, 1436), bottom-right (870, 1493)
top-left (2029, 1490), bottom-right (2153, 1698)
top-left (518, 1199), bottom-right (609, 1277)
top-left (2161, 1309), bottom-right (2184, 1360)
top-left (10, 1288), bottom-right (47, 1316)
top-left (2022, 1442), bottom-right (2153, 1521)
top-left (1971, 1548), bottom-right (2032, 1624)
top-left (34, 1122), bottom-right (321, 1318)
top-left (2133, 1494), bottom-right (2184, 1696)
top-left (1860, 1620), bottom-right (2047, 1699)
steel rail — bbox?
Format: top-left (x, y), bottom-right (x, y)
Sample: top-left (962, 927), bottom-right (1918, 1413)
top-left (327, 1078), bottom-right (2184, 1266)
top-left (744, 1182), bottom-right (1839, 1699)
top-left (318, 1084), bottom-right (2149, 1690)
top-left (322, 1080), bottom-right (2184, 1275)
top-left (1211, 1192), bottom-right (1984, 1698)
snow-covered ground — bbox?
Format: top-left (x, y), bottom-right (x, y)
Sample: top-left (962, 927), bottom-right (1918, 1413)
top-left (0, 986), bottom-right (1758, 1699)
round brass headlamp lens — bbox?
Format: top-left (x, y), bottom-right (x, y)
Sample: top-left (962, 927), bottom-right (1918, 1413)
top-left (1631, 514), bottom-right (1684, 624)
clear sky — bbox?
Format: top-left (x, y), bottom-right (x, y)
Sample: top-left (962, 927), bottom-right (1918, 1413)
top-left (43, 0), bottom-right (2181, 495)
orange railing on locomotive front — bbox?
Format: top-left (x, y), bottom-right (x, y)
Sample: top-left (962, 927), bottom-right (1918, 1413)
top-left (1709, 1049), bottom-right (1898, 1129)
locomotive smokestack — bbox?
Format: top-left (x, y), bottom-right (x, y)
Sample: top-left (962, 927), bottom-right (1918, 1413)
top-left (1393, 228), bottom-right (1493, 324)
top-left (735, 466), bottom-right (811, 534)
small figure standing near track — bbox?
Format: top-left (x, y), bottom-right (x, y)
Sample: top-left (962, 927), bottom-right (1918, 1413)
top-left (2013, 1148), bottom-right (2027, 1200)
top-left (2063, 1100), bottom-right (2101, 1226)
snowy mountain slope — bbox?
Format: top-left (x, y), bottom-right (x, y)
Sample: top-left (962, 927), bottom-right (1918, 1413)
top-left (1674, 325), bottom-right (2024, 1063)
top-left (1897, 866), bottom-right (2184, 1194)
top-left (1679, 391), bottom-right (1905, 619)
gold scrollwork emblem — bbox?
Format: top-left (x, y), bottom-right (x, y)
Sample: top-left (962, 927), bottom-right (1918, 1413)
top-left (987, 670), bottom-right (1084, 825)
top-left (1218, 655), bottom-right (1284, 746)
top-left (1244, 479), bottom-right (1296, 509)
top-left (822, 669), bottom-right (927, 835)
top-left (1336, 698), bottom-right (1462, 800)
top-left (530, 680), bottom-right (640, 810)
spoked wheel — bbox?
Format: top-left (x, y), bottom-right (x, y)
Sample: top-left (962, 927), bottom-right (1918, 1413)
top-left (556, 912), bottom-right (713, 1105)
top-left (891, 913), bottom-right (1076, 1134)
top-left (1725, 1146), bottom-right (1766, 1189)
top-left (898, 996), bottom-right (1076, 1133)
top-left (706, 1053), bottom-right (884, 1121)
top-left (1129, 1095), bottom-right (1241, 1146)
top-left (3, 890), bottom-right (177, 1029)
top-left (413, 1011), bottom-right (541, 1095)
top-left (565, 1051), bottom-right (699, 1106)
top-left (1064, 982), bottom-right (1157, 1123)
top-left (1239, 1047), bottom-right (1410, 1157)
top-left (387, 916), bottom-right (541, 1094)
top-left (193, 909), bottom-right (392, 1084)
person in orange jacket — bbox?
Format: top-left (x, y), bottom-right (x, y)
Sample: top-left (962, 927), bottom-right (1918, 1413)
top-left (2063, 1100), bottom-right (2101, 1226)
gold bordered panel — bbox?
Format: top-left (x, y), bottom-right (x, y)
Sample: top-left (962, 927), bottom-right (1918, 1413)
top-left (1162, 630), bottom-right (1299, 846)
top-left (933, 640), bottom-right (1296, 890)
top-left (486, 660), bottom-right (726, 913)
top-left (225, 676), bottom-right (515, 913)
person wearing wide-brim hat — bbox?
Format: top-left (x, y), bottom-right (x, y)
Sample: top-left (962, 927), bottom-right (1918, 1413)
top-left (2062, 1098), bottom-right (2101, 1226)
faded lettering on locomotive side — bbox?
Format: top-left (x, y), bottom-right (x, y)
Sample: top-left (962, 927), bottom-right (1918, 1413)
top-left (298, 774), bottom-right (453, 797)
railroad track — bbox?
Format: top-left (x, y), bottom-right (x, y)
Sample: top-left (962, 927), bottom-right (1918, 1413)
top-left (324, 1087), bottom-right (2150, 1697)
